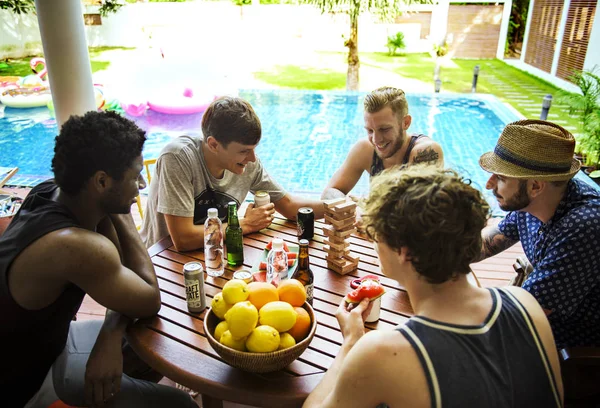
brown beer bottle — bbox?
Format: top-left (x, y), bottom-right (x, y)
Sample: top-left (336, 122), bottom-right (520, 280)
top-left (291, 239), bottom-right (314, 305)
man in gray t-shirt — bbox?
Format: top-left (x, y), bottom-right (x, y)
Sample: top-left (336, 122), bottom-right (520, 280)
top-left (141, 96), bottom-right (325, 250)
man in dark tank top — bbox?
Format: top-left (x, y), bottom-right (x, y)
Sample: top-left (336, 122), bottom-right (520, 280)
top-left (321, 86), bottom-right (444, 202)
top-left (304, 165), bottom-right (563, 408)
top-left (0, 112), bottom-right (196, 407)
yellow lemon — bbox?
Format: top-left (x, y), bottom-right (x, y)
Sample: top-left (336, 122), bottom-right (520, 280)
top-left (259, 301), bottom-right (297, 332)
top-left (214, 321), bottom-right (229, 342)
top-left (246, 325), bottom-right (280, 353)
top-left (211, 293), bottom-right (232, 320)
top-left (278, 332), bottom-right (296, 350)
top-left (225, 301), bottom-right (258, 338)
top-left (222, 279), bottom-right (249, 304)
top-left (220, 330), bottom-right (247, 351)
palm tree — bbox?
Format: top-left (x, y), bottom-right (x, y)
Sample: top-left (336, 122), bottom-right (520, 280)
top-left (303, 0), bottom-right (430, 90)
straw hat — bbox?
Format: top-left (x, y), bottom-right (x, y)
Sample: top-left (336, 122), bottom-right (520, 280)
top-left (479, 120), bottom-right (581, 181)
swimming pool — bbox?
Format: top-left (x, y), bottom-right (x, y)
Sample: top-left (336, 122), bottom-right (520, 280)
top-left (0, 90), bottom-right (594, 215)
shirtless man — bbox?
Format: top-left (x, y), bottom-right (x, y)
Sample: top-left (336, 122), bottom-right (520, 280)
top-left (0, 111), bottom-right (195, 407)
top-left (304, 166), bottom-right (562, 408)
top-left (321, 86), bottom-right (444, 201)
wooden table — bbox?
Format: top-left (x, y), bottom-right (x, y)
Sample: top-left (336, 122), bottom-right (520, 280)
top-left (126, 215), bottom-right (518, 408)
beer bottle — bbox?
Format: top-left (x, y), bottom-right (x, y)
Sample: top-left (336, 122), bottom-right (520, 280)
top-left (292, 239), bottom-right (314, 304)
top-left (225, 201), bottom-right (244, 266)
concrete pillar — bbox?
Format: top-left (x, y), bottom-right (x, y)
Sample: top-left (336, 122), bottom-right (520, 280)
top-left (497, 0), bottom-right (513, 59)
top-left (551, 0), bottom-right (571, 76)
top-left (34, 0), bottom-right (96, 127)
top-left (429, 0), bottom-right (450, 47)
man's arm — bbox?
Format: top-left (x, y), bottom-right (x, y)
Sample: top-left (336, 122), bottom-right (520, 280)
top-left (321, 140), bottom-right (372, 200)
top-left (478, 225), bottom-right (518, 262)
top-left (165, 203), bottom-right (276, 251)
top-left (409, 140), bottom-right (444, 166)
top-left (274, 195), bottom-right (325, 221)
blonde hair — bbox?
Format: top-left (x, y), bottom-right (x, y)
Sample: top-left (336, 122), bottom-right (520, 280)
top-left (363, 87), bottom-right (409, 120)
top-left (363, 165), bottom-right (490, 284)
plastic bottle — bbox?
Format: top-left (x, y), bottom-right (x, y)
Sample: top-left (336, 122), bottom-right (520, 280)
top-left (204, 208), bottom-right (224, 277)
top-left (266, 238), bottom-right (288, 285)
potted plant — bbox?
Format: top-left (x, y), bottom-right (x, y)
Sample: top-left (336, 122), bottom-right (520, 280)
top-left (559, 69), bottom-right (600, 181)
top-left (386, 32), bottom-right (406, 56)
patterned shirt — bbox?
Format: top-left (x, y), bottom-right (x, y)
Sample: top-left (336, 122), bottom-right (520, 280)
top-left (498, 178), bottom-right (600, 348)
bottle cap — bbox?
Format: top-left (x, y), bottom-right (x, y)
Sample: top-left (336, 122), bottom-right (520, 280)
top-left (228, 201), bottom-right (236, 207)
top-left (272, 238), bottom-right (284, 251)
top-left (299, 239), bottom-right (309, 246)
top-left (207, 208), bottom-right (218, 218)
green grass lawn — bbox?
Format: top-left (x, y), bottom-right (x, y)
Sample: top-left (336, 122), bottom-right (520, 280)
top-left (254, 52), bottom-right (582, 134)
top-left (0, 46), bottom-right (134, 77)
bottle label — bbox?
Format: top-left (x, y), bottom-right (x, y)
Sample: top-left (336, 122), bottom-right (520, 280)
top-left (305, 283), bottom-right (314, 303)
top-left (185, 279), bottom-right (204, 309)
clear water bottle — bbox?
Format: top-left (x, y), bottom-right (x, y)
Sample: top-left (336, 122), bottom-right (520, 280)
top-left (204, 208), bottom-right (224, 277)
top-left (267, 238), bottom-right (288, 285)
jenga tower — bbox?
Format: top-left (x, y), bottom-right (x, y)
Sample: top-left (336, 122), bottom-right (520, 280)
top-left (323, 198), bottom-right (360, 275)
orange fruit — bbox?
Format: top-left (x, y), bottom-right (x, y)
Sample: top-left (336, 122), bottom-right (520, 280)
top-left (287, 307), bottom-right (311, 342)
top-left (247, 282), bottom-right (279, 310)
top-left (277, 279), bottom-right (306, 307)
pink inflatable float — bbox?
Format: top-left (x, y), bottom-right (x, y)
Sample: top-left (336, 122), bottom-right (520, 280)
top-left (147, 88), bottom-right (213, 115)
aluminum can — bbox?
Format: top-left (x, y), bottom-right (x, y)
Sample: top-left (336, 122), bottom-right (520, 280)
top-left (254, 191), bottom-right (270, 208)
top-left (297, 207), bottom-right (314, 240)
top-left (183, 261), bottom-right (206, 313)
top-left (233, 269), bottom-right (253, 283)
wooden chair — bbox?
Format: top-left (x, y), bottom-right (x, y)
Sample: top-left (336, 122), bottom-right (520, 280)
top-left (135, 159), bottom-right (156, 223)
top-left (512, 258), bottom-right (600, 406)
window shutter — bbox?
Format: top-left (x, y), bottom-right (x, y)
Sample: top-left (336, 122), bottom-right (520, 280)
top-left (525, 0), bottom-right (565, 73)
top-left (556, 0), bottom-right (596, 82)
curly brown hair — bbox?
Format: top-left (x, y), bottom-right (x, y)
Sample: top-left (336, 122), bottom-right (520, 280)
top-left (362, 165), bottom-right (490, 284)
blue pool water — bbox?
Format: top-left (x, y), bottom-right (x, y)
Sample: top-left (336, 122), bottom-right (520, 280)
top-left (0, 90), bottom-right (594, 215)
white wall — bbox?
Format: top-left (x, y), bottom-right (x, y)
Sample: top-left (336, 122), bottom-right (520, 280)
top-left (584, 12), bottom-right (600, 72)
top-left (0, 11), bottom-right (43, 59)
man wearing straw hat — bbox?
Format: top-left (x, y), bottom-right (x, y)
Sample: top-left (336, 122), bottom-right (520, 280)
top-left (478, 119), bottom-right (600, 349)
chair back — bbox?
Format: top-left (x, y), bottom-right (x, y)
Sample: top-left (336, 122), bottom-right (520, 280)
top-left (135, 159), bottom-right (157, 222)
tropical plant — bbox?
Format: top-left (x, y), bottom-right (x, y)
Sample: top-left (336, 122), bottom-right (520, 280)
top-left (0, 0), bottom-right (34, 14)
top-left (559, 69), bottom-right (600, 171)
top-left (386, 31), bottom-right (405, 56)
top-left (302, 0), bottom-right (431, 90)
top-left (98, 0), bottom-right (125, 17)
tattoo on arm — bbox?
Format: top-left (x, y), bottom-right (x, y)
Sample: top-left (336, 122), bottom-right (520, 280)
top-left (413, 147), bottom-right (440, 164)
top-left (479, 226), bottom-right (517, 261)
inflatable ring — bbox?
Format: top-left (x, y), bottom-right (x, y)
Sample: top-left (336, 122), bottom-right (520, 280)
top-left (0, 87), bottom-right (51, 108)
top-left (147, 88), bottom-right (213, 115)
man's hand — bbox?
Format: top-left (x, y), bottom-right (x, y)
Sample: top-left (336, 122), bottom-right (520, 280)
top-left (336, 298), bottom-right (372, 346)
top-left (84, 329), bottom-right (123, 407)
top-left (241, 202), bottom-right (275, 233)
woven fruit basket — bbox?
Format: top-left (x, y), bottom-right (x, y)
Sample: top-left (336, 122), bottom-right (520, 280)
top-left (204, 302), bottom-right (317, 373)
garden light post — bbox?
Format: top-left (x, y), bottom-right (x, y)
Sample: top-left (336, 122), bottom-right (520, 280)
top-left (34, 0), bottom-right (96, 127)
top-left (434, 79), bottom-right (442, 93)
top-left (540, 94), bottom-right (553, 121)
top-left (472, 65), bottom-right (480, 93)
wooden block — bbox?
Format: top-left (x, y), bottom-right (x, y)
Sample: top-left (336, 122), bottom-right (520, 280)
top-left (324, 213), bottom-right (355, 230)
top-left (325, 238), bottom-right (349, 251)
top-left (326, 254), bottom-right (347, 267)
top-left (323, 224), bottom-right (356, 238)
top-left (328, 258), bottom-right (359, 275)
top-left (333, 201), bottom-right (357, 213)
top-left (325, 208), bottom-right (355, 222)
top-left (344, 252), bottom-right (360, 264)
top-left (324, 197), bottom-right (346, 209)
top-left (323, 245), bottom-right (350, 258)
top-left (325, 233), bottom-right (347, 245)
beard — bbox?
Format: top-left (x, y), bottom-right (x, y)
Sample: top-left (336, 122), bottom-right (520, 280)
top-left (102, 186), bottom-right (134, 214)
top-left (496, 180), bottom-right (530, 211)
top-left (375, 130), bottom-right (406, 160)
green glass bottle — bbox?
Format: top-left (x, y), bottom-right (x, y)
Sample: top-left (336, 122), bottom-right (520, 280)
top-left (225, 201), bottom-right (244, 266)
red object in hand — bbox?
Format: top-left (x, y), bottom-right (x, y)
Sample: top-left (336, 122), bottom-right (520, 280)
top-left (345, 279), bottom-right (385, 304)
top-left (265, 240), bottom-right (290, 252)
top-left (350, 274), bottom-right (381, 289)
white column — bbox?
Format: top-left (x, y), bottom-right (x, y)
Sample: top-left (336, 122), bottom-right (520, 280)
top-left (551, 0), bottom-right (571, 75)
top-left (429, 0), bottom-right (450, 47)
top-left (520, 0), bottom-right (536, 62)
top-left (497, 0), bottom-right (513, 59)
top-left (34, 0), bottom-right (96, 127)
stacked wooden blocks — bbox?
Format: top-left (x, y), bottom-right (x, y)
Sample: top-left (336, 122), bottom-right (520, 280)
top-left (323, 198), bottom-right (360, 275)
